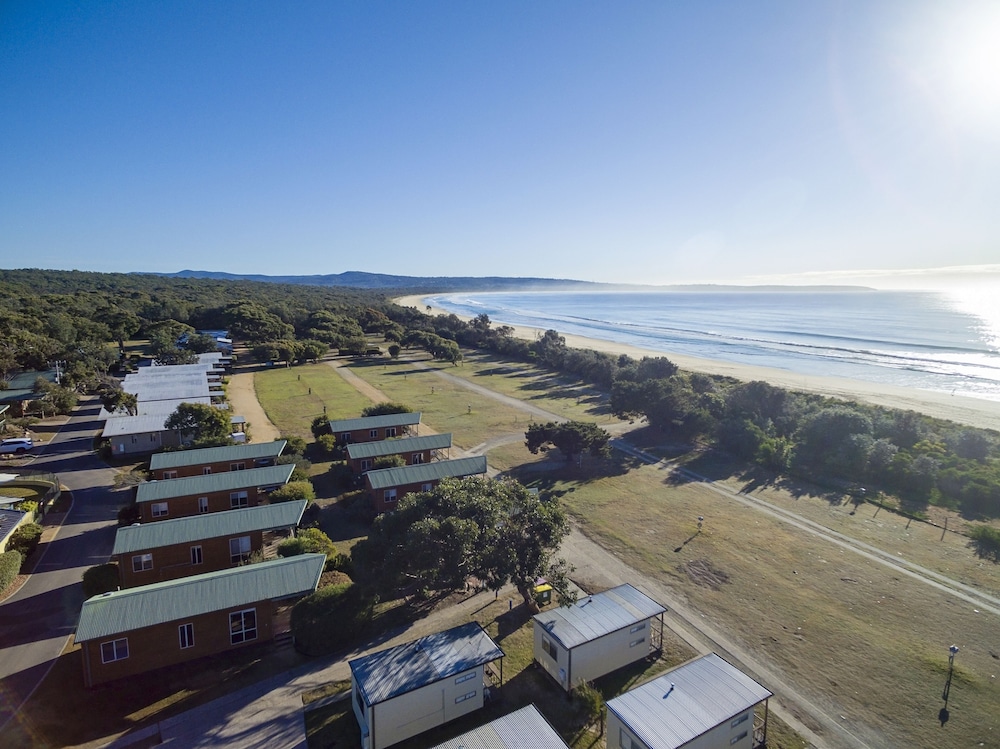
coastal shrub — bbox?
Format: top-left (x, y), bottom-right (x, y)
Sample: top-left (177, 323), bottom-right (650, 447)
top-left (269, 480), bottom-right (316, 504)
top-left (13, 499), bottom-right (39, 517)
top-left (968, 525), bottom-right (1000, 562)
top-left (0, 551), bottom-right (23, 592)
top-left (373, 454), bottom-right (406, 470)
top-left (360, 401), bottom-right (412, 417)
top-left (278, 527), bottom-right (337, 568)
top-left (8, 523), bottom-right (43, 560)
top-left (290, 581), bottom-right (373, 656)
top-left (82, 563), bottom-right (120, 597)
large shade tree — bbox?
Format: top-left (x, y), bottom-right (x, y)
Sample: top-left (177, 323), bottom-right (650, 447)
top-left (164, 403), bottom-right (233, 448)
top-left (353, 476), bottom-right (573, 611)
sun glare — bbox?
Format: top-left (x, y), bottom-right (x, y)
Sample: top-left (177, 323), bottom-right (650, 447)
top-left (938, 3), bottom-right (1000, 133)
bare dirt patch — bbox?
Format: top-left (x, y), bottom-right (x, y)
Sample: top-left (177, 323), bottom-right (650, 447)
top-left (682, 558), bottom-right (731, 590)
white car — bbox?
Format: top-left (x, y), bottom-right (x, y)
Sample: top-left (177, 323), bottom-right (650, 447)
top-left (0, 437), bottom-right (34, 455)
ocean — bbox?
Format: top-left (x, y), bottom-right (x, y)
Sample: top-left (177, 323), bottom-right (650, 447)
top-left (427, 289), bottom-right (1000, 403)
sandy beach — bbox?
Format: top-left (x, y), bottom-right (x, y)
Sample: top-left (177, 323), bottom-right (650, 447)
top-left (395, 295), bottom-right (1000, 431)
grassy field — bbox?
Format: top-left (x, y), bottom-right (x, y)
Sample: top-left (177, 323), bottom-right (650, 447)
top-left (253, 363), bottom-right (372, 438)
top-left (346, 358), bottom-right (551, 451)
top-left (508, 454), bottom-right (1000, 749)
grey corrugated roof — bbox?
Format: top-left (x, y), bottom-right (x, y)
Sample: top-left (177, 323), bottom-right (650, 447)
top-left (131, 363), bottom-right (220, 376)
top-left (606, 653), bottom-right (772, 749)
top-left (124, 381), bottom-right (213, 402)
top-left (150, 440), bottom-right (287, 470)
top-left (346, 433), bottom-right (452, 460)
top-left (75, 553), bottom-right (325, 643)
top-left (350, 622), bottom-right (503, 706)
top-left (328, 412), bottom-right (421, 432)
top-left (102, 414), bottom-right (171, 438)
top-left (135, 464), bottom-right (294, 503)
top-left (429, 705), bottom-right (569, 749)
top-left (111, 500), bottom-right (307, 554)
top-left (0, 508), bottom-right (27, 549)
top-left (99, 397), bottom-right (214, 421)
top-left (533, 584), bottom-right (666, 650)
top-left (365, 456), bottom-right (487, 490)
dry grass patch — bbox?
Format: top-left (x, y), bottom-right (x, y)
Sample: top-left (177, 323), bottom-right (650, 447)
top-left (537, 461), bottom-right (1000, 749)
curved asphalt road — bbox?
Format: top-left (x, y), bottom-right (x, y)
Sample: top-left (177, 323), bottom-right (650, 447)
top-left (0, 396), bottom-right (121, 744)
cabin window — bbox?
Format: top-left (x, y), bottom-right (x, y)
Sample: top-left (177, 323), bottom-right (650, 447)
top-left (151, 502), bottom-right (168, 518)
top-left (198, 496), bottom-right (209, 513)
top-left (455, 672), bottom-right (476, 684)
top-left (163, 470), bottom-right (178, 479)
top-left (230, 490), bottom-right (249, 509)
top-left (369, 429), bottom-right (379, 439)
top-left (454, 691), bottom-right (476, 703)
top-left (360, 459), bottom-right (372, 471)
top-left (421, 483), bottom-right (433, 492)
top-left (731, 714), bottom-right (749, 728)
top-left (178, 623), bottom-right (195, 649)
top-left (190, 545), bottom-right (203, 565)
top-left (229, 609), bottom-right (257, 644)
top-left (386, 427), bottom-right (397, 437)
top-left (229, 536), bottom-right (251, 564)
top-left (731, 732), bottom-right (748, 745)
top-left (131, 553), bottom-right (153, 572)
top-left (629, 637), bottom-right (645, 648)
top-left (202, 467), bottom-right (212, 475)
top-left (411, 453), bottom-right (424, 464)
top-left (629, 622), bottom-right (646, 634)
top-left (620, 729), bottom-right (639, 749)
top-left (542, 637), bottom-right (558, 661)
top-left (230, 462), bottom-right (245, 471)
top-left (384, 489), bottom-right (397, 503)
top-left (341, 433), bottom-right (352, 443)
top-left (100, 638), bottom-right (129, 663)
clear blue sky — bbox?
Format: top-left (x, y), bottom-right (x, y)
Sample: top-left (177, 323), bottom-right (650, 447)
top-left (2, 1), bottom-right (998, 287)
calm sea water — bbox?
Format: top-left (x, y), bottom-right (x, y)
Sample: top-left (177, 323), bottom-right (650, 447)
top-left (427, 289), bottom-right (1000, 402)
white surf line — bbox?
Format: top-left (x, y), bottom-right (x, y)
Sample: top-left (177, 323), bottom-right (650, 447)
top-left (610, 438), bottom-right (1000, 617)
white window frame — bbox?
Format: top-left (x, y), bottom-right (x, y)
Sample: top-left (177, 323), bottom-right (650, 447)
top-left (100, 638), bottom-right (129, 663)
top-left (163, 470), bottom-right (178, 479)
top-left (411, 452), bottom-right (424, 464)
top-left (360, 459), bottom-right (372, 471)
top-left (386, 427), bottom-right (397, 437)
top-left (230, 462), bottom-right (245, 471)
top-left (202, 467), bottom-right (212, 475)
top-left (230, 490), bottom-right (249, 509)
top-left (230, 608), bottom-right (257, 644)
top-left (190, 545), bottom-right (203, 565)
top-left (454, 690), bottom-right (476, 704)
top-left (421, 483), bottom-right (434, 492)
top-left (131, 553), bottom-right (153, 573)
top-left (178, 622), bottom-right (195, 649)
top-left (383, 488), bottom-right (397, 503)
top-left (455, 672), bottom-right (476, 684)
top-left (151, 502), bottom-right (168, 518)
top-left (229, 536), bottom-right (251, 564)
top-left (369, 429), bottom-right (379, 439)
top-left (198, 496), bottom-right (209, 513)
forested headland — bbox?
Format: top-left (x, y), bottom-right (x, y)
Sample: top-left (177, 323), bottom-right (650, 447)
top-left (2, 268), bottom-right (999, 531)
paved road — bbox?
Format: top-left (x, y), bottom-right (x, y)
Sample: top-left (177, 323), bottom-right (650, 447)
top-left (0, 397), bottom-right (121, 742)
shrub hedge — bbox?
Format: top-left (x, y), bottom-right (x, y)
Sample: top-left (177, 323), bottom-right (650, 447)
top-left (82, 563), bottom-right (120, 598)
top-left (0, 550), bottom-right (24, 592)
top-left (291, 581), bottom-right (373, 656)
top-left (8, 523), bottom-right (43, 560)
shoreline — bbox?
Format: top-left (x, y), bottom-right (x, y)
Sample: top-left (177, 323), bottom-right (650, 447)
top-left (394, 294), bottom-right (1000, 431)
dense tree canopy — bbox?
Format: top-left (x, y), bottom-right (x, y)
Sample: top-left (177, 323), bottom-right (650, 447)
top-left (525, 421), bottom-right (611, 462)
top-left (353, 476), bottom-right (573, 610)
top-left (164, 403), bottom-right (233, 448)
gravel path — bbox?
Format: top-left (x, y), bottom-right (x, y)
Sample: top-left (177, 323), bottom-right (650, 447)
top-left (227, 369), bottom-right (282, 442)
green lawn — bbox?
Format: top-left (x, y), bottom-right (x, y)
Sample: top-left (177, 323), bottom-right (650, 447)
top-left (254, 363), bottom-right (373, 438)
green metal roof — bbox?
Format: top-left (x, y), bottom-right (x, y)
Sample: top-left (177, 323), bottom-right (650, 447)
top-left (346, 433), bottom-right (452, 460)
top-left (75, 553), bottom-right (325, 643)
top-left (328, 412), bottom-right (421, 432)
top-left (150, 440), bottom-right (287, 471)
top-left (112, 501), bottom-right (307, 555)
top-left (135, 464), bottom-right (294, 503)
top-left (365, 456), bottom-right (487, 490)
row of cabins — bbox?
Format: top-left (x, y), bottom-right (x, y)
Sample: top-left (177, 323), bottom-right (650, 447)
top-left (77, 441), bottom-right (322, 687)
top-left (330, 413), bottom-right (489, 511)
top-left (101, 354), bottom-right (238, 457)
top-left (349, 585), bottom-right (771, 749)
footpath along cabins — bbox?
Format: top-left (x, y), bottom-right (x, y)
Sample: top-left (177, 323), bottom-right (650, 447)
top-left (427, 705), bottom-right (569, 749)
top-left (330, 412), bottom-right (422, 445)
top-left (134, 464), bottom-right (295, 522)
top-left (112, 500), bottom-right (307, 588)
top-left (346, 433), bottom-right (453, 474)
top-left (533, 583), bottom-right (666, 692)
top-left (350, 622), bottom-right (505, 749)
top-left (365, 456), bottom-right (488, 513)
top-left (606, 653), bottom-right (773, 749)
top-left (149, 440), bottom-right (287, 479)
top-left (75, 553), bottom-right (325, 688)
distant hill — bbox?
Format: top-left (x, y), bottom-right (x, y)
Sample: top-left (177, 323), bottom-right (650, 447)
top-left (155, 270), bottom-right (871, 294)
top-left (159, 270), bottom-right (602, 292)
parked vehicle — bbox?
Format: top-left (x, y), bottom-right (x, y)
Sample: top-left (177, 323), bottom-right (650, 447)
top-left (0, 437), bottom-right (34, 455)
